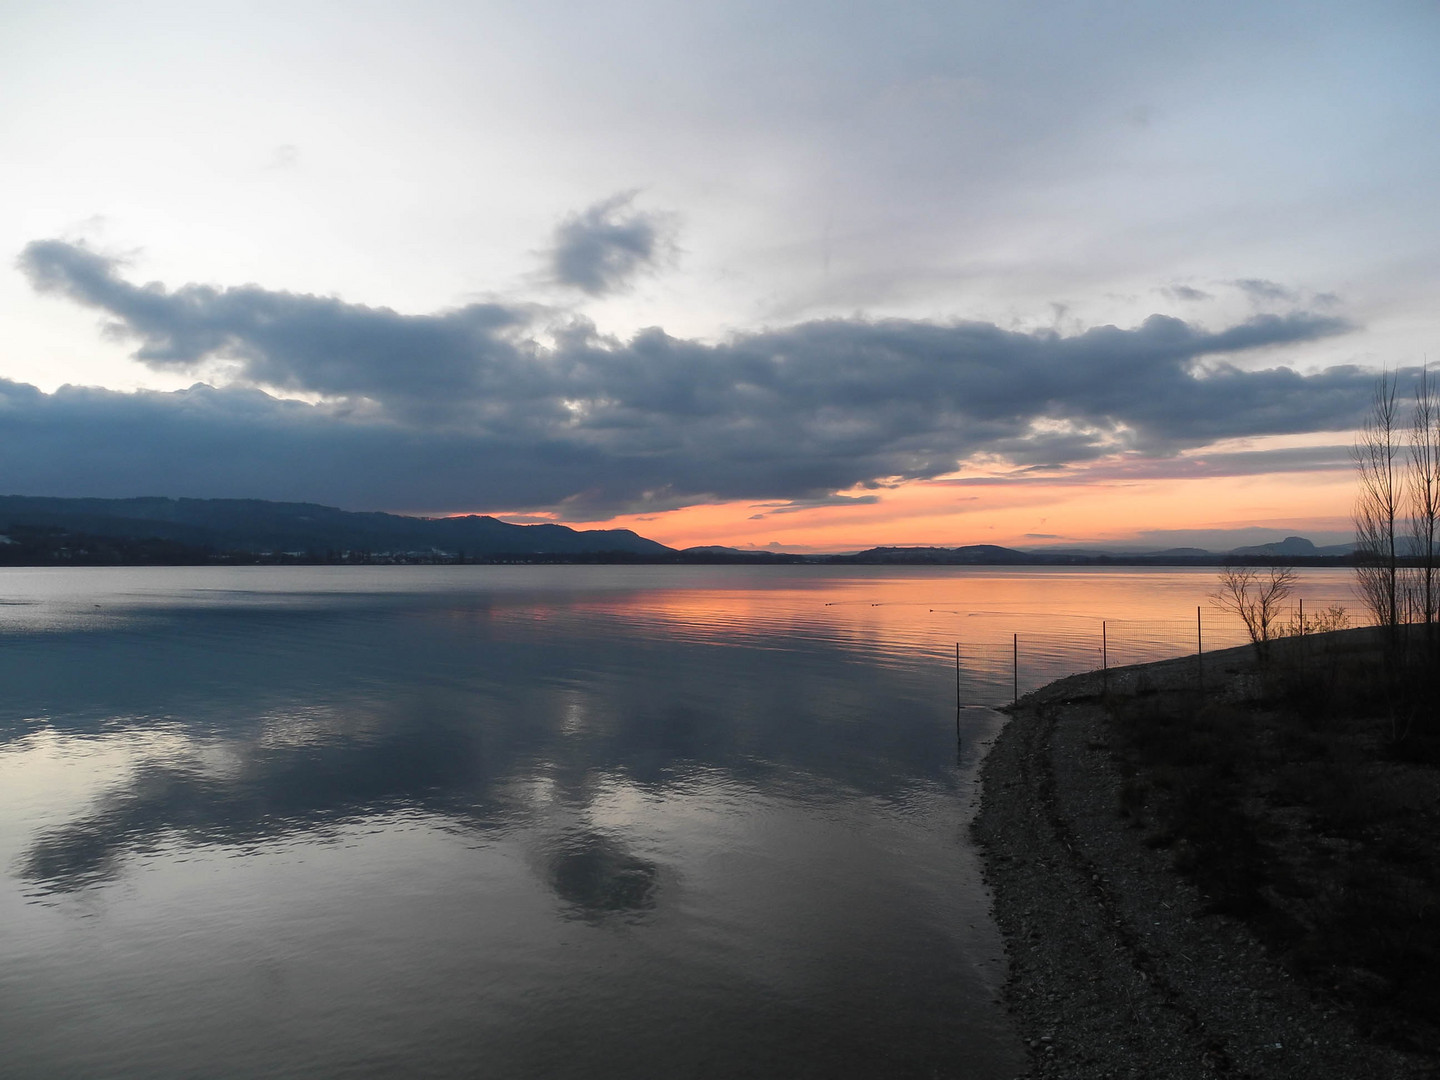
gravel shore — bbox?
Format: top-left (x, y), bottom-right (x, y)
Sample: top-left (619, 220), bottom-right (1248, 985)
top-left (972, 648), bottom-right (1436, 1079)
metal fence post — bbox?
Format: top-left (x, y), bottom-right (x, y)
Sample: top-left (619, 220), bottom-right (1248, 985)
top-left (1196, 605), bottom-right (1203, 691)
top-left (1013, 633), bottom-right (1019, 705)
top-left (954, 641), bottom-right (961, 745)
top-left (1102, 620), bottom-right (1108, 694)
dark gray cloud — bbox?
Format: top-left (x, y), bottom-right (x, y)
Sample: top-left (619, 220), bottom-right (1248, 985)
top-left (11, 239), bottom-right (1375, 516)
top-left (548, 193), bottom-right (669, 296)
top-left (0, 376), bottom-right (630, 512)
top-left (20, 239), bottom-right (536, 426)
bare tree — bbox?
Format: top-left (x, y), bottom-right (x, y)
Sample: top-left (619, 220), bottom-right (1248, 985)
top-left (1353, 371), bottom-right (1404, 628)
top-left (1211, 564), bottom-right (1298, 659)
top-left (1410, 363), bottom-right (1440, 625)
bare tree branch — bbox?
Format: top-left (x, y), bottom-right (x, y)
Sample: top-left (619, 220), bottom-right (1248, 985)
top-left (1353, 371), bottom-right (1403, 628)
top-left (1211, 564), bottom-right (1298, 659)
top-left (1410, 363), bottom-right (1440, 625)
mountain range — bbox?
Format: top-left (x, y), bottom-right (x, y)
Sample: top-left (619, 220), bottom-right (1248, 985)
top-left (0, 495), bottom-right (1359, 566)
top-left (0, 495), bottom-right (669, 561)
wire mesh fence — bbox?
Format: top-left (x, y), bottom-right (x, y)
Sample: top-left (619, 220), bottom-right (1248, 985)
top-left (952, 602), bottom-right (1331, 707)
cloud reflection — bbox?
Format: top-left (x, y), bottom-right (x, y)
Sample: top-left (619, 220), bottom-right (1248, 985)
top-left (5, 582), bottom-right (955, 900)
top-left (546, 828), bottom-right (660, 922)
top-left (17, 714), bottom-right (503, 894)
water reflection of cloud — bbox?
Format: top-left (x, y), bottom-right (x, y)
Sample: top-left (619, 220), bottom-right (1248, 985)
top-left (6, 581), bottom-right (968, 901)
top-left (16, 713), bottom-right (510, 896)
top-left (546, 828), bottom-right (659, 922)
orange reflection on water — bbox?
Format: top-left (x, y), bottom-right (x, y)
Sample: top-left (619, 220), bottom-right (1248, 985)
top-left (516, 566), bottom-right (1362, 671)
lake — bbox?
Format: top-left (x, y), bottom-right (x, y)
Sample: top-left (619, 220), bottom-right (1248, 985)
top-left (0, 565), bottom-right (1358, 1078)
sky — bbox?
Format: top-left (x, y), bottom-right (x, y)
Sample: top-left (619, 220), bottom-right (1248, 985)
top-left (3, 1), bottom-right (1437, 551)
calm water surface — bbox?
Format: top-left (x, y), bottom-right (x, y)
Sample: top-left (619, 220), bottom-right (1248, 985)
top-left (0, 565), bottom-right (1357, 1078)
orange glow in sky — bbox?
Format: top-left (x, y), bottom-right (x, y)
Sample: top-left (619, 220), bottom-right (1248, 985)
top-left (514, 447), bottom-right (1357, 552)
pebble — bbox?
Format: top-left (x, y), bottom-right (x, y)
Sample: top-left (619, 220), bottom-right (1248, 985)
top-left (972, 653), bottom-right (1432, 1079)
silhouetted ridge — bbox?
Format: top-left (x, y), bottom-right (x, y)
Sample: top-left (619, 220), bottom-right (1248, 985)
top-left (0, 495), bottom-right (672, 558)
top-left (846, 545), bottom-right (1040, 565)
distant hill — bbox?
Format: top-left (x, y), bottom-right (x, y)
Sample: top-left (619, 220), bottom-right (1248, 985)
top-left (1022, 536), bottom-right (1357, 561)
top-left (0, 495), bottom-right (673, 560)
top-left (1229, 535), bottom-right (1355, 558)
top-left (1028, 546), bottom-right (1216, 560)
top-left (843, 545), bottom-right (1041, 565)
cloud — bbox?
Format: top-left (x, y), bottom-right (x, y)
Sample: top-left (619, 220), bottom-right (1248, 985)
top-left (1233, 278), bottom-right (1297, 303)
top-left (13, 239), bottom-right (1377, 516)
top-left (20, 238), bottom-right (537, 425)
top-left (0, 377), bottom-right (622, 511)
top-left (548, 192), bottom-right (671, 296)
top-left (1165, 285), bottom-right (1211, 302)
top-left (929, 443), bottom-right (1353, 487)
top-left (749, 493), bottom-right (883, 517)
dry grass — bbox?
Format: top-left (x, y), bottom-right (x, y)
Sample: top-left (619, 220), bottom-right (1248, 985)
top-left (1104, 626), bottom-right (1440, 1055)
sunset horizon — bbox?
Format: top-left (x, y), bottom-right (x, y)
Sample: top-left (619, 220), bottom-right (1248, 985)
top-left (508, 459), bottom-right (1359, 553)
top-left (5, 4), bottom-right (1436, 551)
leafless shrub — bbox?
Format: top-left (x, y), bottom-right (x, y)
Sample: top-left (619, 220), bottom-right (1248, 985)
top-left (1281, 604), bottom-right (1350, 637)
top-left (1211, 564), bottom-right (1298, 659)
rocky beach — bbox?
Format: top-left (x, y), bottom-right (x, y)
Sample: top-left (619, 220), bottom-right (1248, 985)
top-left (974, 636), bottom-right (1439, 1079)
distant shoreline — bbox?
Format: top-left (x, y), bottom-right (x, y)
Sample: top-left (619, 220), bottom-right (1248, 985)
top-left (0, 544), bottom-right (1365, 570)
top-left (0, 553), bottom-right (1362, 568)
top-left (0, 494), bottom-right (1361, 567)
